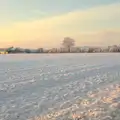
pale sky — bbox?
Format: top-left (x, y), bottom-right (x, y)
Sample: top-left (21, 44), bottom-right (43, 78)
top-left (0, 0), bottom-right (120, 48)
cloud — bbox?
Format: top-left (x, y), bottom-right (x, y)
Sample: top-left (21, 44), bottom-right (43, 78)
top-left (75, 30), bottom-right (120, 46)
top-left (31, 10), bottom-right (46, 15)
top-left (0, 3), bottom-right (120, 48)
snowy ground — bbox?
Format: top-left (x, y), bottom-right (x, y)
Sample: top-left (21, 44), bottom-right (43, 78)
top-left (0, 53), bottom-right (120, 120)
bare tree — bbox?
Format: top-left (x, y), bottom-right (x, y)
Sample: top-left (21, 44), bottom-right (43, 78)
top-left (109, 45), bottom-right (120, 52)
top-left (62, 37), bottom-right (75, 52)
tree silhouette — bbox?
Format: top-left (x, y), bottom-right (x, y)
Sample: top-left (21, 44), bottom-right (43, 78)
top-left (6, 46), bottom-right (14, 53)
top-left (25, 49), bottom-right (31, 53)
top-left (62, 37), bottom-right (75, 52)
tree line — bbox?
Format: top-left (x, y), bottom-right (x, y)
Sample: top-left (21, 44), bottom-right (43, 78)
top-left (4, 37), bottom-right (120, 53)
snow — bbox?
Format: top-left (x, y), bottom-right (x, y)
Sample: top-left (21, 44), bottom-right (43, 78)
top-left (0, 53), bottom-right (120, 120)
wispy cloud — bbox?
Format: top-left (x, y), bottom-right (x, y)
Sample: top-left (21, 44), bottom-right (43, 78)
top-left (0, 3), bottom-right (120, 48)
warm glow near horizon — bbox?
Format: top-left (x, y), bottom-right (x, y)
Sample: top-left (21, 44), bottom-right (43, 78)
top-left (0, 0), bottom-right (120, 48)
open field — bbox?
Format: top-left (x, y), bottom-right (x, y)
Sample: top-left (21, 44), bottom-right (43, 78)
top-left (0, 53), bottom-right (120, 120)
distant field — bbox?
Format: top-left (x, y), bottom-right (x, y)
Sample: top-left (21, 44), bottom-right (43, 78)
top-left (0, 53), bottom-right (120, 120)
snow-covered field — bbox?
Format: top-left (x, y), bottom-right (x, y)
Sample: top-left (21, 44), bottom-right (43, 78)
top-left (0, 53), bottom-right (120, 120)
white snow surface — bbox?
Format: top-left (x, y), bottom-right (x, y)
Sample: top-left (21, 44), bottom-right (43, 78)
top-left (0, 53), bottom-right (120, 120)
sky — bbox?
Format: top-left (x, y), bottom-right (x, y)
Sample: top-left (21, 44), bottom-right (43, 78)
top-left (0, 0), bottom-right (120, 48)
